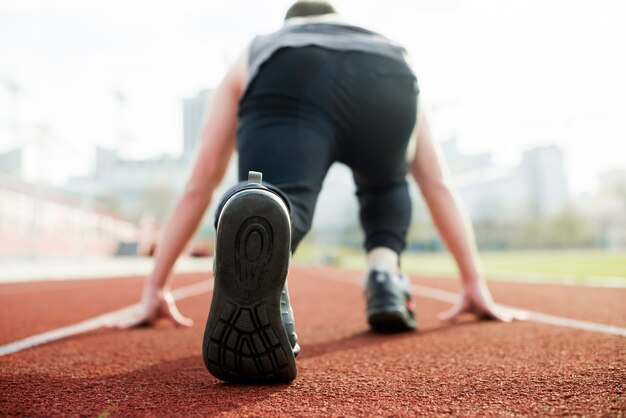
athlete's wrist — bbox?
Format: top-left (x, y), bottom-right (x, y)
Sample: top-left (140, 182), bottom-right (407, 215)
top-left (141, 277), bottom-right (163, 302)
top-left (460, 271), bottom-right (485, 287)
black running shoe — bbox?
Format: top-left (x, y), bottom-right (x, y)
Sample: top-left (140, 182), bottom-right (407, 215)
top-left (202, 171), bottom-right (298, 383)
top-left (365, 269), bottom-right (417, 332)
top-left (281, 281), bottom-right (300, 357)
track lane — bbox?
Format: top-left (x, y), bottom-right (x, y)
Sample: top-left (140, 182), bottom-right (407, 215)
top-left (409, 274), bottom-right (626, 328)
top-left (0, 273), bottom-right (208, 345)
top-left (0, 266), bottom-right (624, 416)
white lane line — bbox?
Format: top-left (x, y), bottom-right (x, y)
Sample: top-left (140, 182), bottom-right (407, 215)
top-left (3, 273), bottom-right (624, 358)
top-left (0, 280), bottom-right (213, 357)
top-left (327, 276), bottom-right (626, 337)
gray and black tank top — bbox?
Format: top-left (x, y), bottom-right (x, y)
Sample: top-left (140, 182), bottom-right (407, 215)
top-left (244, 21), bottom-right (411, 95)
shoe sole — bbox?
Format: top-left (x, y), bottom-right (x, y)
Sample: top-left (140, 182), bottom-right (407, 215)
top-left (368, 307), bottom-right (417, 333)
top-left (202, 188), bottom-right (296, 383)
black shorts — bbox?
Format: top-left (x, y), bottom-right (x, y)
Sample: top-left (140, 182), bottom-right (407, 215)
top-left (235, 46), bottom-right (418, 253)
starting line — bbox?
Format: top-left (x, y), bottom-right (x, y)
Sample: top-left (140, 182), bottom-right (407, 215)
top-left (1, 276), bottom-right (624, 357)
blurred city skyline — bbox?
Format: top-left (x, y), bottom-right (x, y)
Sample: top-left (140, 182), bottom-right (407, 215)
top-left (1, 0), bottom-right (625, 195)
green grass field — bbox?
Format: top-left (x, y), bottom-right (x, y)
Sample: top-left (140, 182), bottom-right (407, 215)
top-left (294, 245), bottom-right (626, 285)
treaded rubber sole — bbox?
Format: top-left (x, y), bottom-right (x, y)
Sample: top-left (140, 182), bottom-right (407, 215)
top-left (202, 189), bottom-right (296, 383)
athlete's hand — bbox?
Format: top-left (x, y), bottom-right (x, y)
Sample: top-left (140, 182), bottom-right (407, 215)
top-left (112, 285), bottom-right (194, 329)
top-left (438, 280), bottom-right (527, 323)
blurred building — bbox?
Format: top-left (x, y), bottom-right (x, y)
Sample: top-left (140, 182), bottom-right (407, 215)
top-left (311, 140), bottom-right (572, 240)
top-left (575, 169), bottom-right (626, 248)
top-left (0, 173), bottom-right (137, 257)
top-left (93, 148), bottom-right (188, 188)
top-left (67, 148), bottom-right (189, 221)
top-left (447, 140), bottom-right (569, 221)
top-left (65, 87), bottom-right (570, 248)
top-left (66, 88), bottom-right (218, 224)
top-left (183, 89), bottom-right (214, 160)
top-left (0, 148), bottom-right (22, 178)
top-left (441, 139), bottom-right (491, 174)
top-left (521, 146), bottom-right (570, 215)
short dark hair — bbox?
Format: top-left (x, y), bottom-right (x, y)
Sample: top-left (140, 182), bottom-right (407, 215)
top-left (284, 1), bottom-right (337, 20)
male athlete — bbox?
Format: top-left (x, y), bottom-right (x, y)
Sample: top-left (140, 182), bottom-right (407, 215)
top-left (116, 1), bottom-right (522, 383)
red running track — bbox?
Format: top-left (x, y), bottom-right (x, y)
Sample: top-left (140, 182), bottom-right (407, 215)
top-left (0, 266), bottom-right (624, 416)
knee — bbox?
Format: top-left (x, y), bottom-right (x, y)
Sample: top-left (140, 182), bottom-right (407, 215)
top-left (358, 181), bottom-right (411, 224)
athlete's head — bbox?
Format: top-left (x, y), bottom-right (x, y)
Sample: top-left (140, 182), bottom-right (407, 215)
top-left (284, 1), bottom-right (337, 21)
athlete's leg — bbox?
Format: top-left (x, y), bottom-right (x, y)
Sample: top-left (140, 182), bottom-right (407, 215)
top-left (335, 51), bottom-right (418, 331)
top-left (236, 120), bottom-right (336, 252)
top-left (235, 46), bottom-right (342, 252)
top-left (353, 172), bottom-right (416, 332)
top-left (336, 51), bottom-right (418, 260)
top-left (354, 176), bottom-right (413, 257)
top-left (204, 47), bottom-right (343, 382)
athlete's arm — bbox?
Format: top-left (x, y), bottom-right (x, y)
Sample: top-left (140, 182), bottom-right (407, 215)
top-left (114, 50), bottom-right (248, 329)
top-left (409, 104), bottom-right (522, 322)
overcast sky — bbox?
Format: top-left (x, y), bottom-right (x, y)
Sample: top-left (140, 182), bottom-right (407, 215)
top-left (1, 0), bottom-right (625, 193)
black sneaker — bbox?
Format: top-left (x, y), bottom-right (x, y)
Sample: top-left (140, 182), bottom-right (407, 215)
top-left (281, 281), bottom-right (300, 357)
top-left (365, 268), bottom-right (417, 332)
top-left (202, 171), bottom-right (298, 383)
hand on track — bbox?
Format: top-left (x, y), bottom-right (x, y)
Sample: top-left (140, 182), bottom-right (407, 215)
top-left (438, 280), bottom-right (527, 323)
top-left (112, 288), bottom-right (193, 329)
